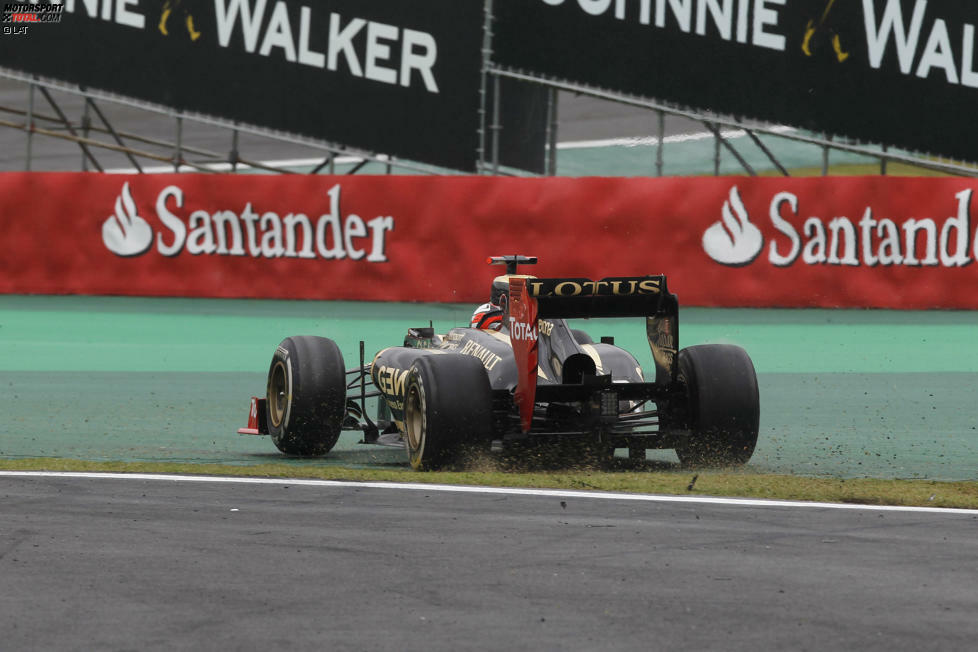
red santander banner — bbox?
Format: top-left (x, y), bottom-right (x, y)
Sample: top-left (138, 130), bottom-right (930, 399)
top-left (1, 172), bottom-right (976, 309)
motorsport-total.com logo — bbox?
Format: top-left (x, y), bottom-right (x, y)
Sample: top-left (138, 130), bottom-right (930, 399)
top-left (2, 2), bottom-right (62, 35)
top-left (702, 185), bottom-right (977, 269)
top-left (101, 182), bottom-right (395, 263)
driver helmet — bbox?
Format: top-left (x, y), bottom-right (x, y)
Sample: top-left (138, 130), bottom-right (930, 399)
top-left (470, 301), bottom-right (503, 330)
top-left (471, 276), bottom-right (511, 330)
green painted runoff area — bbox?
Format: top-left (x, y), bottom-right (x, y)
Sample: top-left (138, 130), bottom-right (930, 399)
top-left (1, 295), bottom-right (977, 480)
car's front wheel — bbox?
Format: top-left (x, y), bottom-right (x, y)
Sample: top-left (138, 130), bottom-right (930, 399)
top-left (265, 336), bottom-right (346, 456)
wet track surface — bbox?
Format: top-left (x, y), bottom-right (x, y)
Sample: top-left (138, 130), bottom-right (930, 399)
top-left (3, 474), bottom-right (977, 651)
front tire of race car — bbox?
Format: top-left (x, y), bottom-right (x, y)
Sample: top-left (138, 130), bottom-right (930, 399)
top-left (673, 344), bottom-right (759, 468)
top-left (265, 336), bottom-right (346, 457)
top-left (404, 355), bottom-right (492, 471)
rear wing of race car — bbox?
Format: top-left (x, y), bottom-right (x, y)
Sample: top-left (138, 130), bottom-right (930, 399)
top-left (508, 275), bottom-right (679, 433)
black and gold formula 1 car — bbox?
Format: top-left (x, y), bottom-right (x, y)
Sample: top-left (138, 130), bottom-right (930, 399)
top-left (238, 256), bottom-right (760, 470)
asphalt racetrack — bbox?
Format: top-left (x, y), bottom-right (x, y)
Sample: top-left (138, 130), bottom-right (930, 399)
top-left (2, 472), bottom-right (977, 651)
top-left (2, 295), bottom-right (978, 480)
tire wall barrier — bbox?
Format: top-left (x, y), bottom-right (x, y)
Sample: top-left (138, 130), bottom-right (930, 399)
top-left (3, 172), bottom-right (978, 309)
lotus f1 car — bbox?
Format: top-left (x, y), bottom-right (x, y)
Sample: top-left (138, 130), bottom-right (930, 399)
top-left (238, 256), bottom-right (760, 470)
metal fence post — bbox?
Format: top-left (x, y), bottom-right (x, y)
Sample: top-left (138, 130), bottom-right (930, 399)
top-left (25, 80), bottom-right (35, 172)
top-left (656, 110), bottom-right (665, 177)
top-left (491, 73), bottom-right (501, 174)
top-left (713, 126), bottom-right (721, 176)
top-left (477, 0), bottom-right (494, 174)
top-left (230, 127), bottom-right (239, 173)
top-left (544, 87), bottom-right (558, 176)
top-left (881, 144), bottom-right (888, 176)
top-left (822, 135), bottom-right (831, 176)
top-left (81, 91), bottom-right (91, 172)
top-left (174, 114), bottom-right (183, 172)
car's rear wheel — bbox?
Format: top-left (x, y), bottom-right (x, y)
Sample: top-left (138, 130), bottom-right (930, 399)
top-left (404, 355), bottom-right (492, 470)
top-left (266, 336), bottom-right (346, 456)
top-left (674, 344), bottom-right (759, 467)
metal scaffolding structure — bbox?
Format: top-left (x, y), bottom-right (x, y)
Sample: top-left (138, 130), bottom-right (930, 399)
top-left (0, 69), bottom-right (444, 176)
top-left (3, 67), bottom-right (977, 178)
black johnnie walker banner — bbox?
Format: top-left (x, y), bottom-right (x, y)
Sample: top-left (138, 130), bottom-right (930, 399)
top-left (0, 0), bottom-right (488, 171)
top-left (493, 0), bottom-right (978, 163)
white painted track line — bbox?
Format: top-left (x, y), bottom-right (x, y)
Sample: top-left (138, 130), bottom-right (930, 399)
top-left (2, 471), bottom-right (975, 516)
top-left (557, 125), bottom-right (797, 149)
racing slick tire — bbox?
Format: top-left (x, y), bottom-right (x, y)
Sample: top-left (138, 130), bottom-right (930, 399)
top-left (265, 336), bottom-right (346, 456)
top-left (404, 355), bottom-right (492, 471)
top-left (674, 344), bottom-right (759, 468)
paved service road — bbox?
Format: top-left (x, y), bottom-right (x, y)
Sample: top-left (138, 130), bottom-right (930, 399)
top-left (2, 474), bottom-right (977, 651)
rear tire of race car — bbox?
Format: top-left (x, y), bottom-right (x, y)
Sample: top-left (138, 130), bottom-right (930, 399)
top-left (265, 336), bottom-right (346, 457)
top-left (404, 355), bottom-right (492, 471)
top-left (673, 344), bottom-right (759, 468)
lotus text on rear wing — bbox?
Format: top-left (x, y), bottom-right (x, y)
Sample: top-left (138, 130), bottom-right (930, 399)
top-left (527, 277), bottom-right (662, 298)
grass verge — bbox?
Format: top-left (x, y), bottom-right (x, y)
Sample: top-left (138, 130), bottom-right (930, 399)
top-left (2, 458), bottom-right (977, 510)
